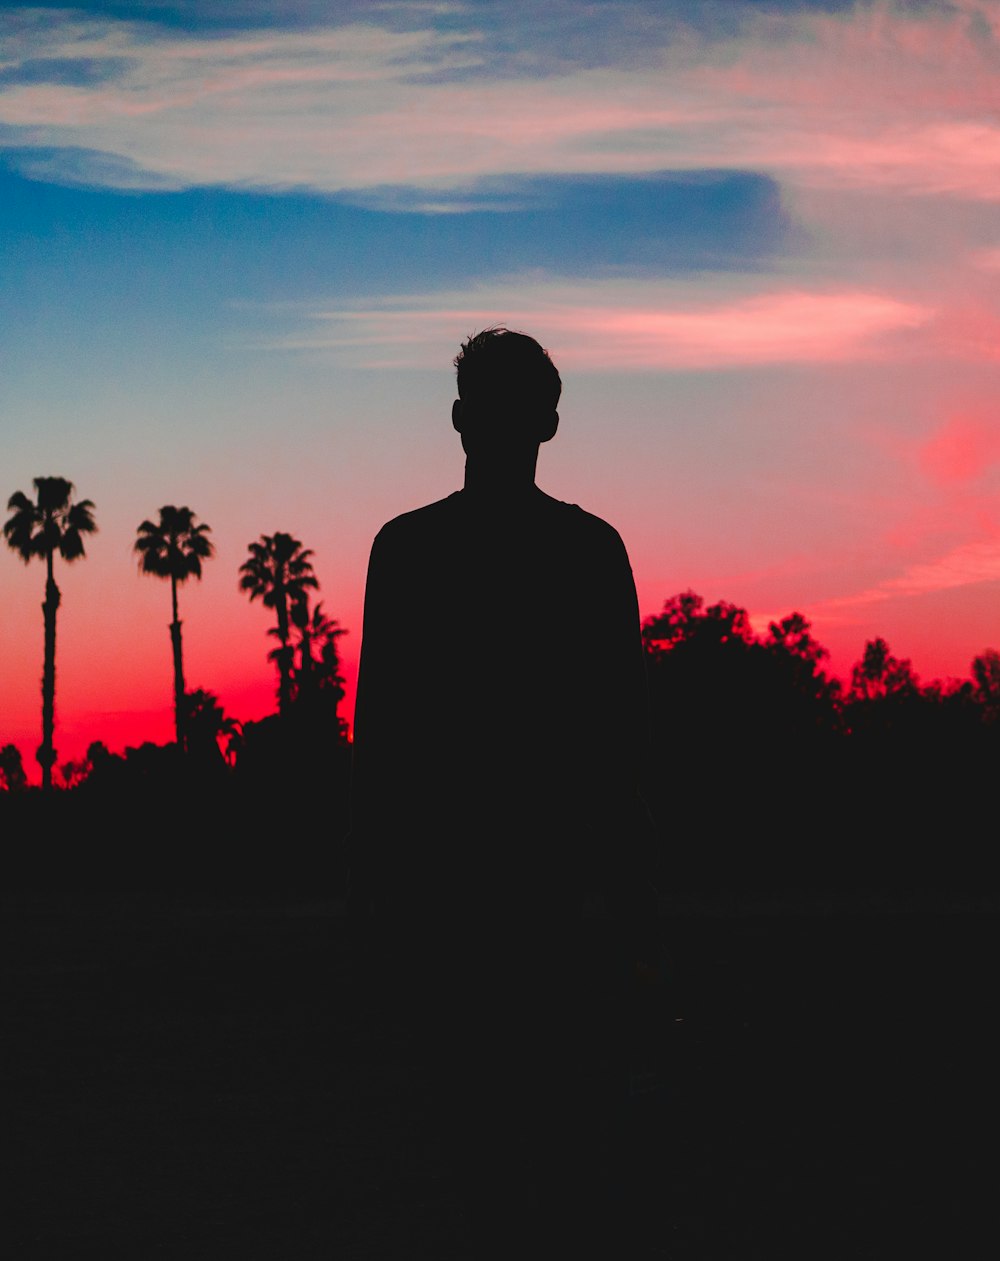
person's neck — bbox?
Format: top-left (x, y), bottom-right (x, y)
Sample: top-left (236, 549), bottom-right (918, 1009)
top-left (462, 448), bottom-right (541, 499)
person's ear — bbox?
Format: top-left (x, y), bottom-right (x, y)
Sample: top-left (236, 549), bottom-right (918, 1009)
top-left (538, 409), bottom-right (559, 443)
top-left (452, 399), bottom-right (464, 433)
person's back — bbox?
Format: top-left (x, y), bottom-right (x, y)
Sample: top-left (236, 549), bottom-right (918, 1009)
top-left (352, 482), bottom-right (649, 910)
top-left (350, 328), bottom-right (658, 1255)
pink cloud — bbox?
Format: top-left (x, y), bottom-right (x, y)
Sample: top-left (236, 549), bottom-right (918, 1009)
top-left (778, 537), bottom-right (1000, 630)
top-left (560, 290), bottom-right (931, 369)
top-left (923, 301), bottom-right (1000, 362)
top-left (262, 281), bottom-right (932, 371)
top-left (919, 409), bottom-right (1000, 484)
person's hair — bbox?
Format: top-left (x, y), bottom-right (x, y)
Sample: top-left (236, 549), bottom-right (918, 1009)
top-left (454, 327), bottom-right (561, 412)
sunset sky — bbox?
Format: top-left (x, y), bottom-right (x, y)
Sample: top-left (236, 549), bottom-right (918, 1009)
top-left (3, 0), bottom-right (1000, 779)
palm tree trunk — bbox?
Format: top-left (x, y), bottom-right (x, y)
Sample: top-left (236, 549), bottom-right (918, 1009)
top-left (299, 628), bottom-right (313, 691)
top-left (276, 593), bottom-right (292, 717)
top-left (169, 574), bottom-right (186, 750)
top-left (39, 556), bottom-right (60, 793)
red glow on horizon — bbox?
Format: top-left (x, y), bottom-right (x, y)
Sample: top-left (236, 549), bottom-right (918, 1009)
top-left (5, 605), bottom-right (998, 790)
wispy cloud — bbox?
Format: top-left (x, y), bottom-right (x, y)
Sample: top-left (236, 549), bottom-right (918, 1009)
top-left (784, 537), bottom-right (1000, 629)
top-left (2, 3), bottom-right (999, 198)
top-left (249, 277), bottom-right (933, 370)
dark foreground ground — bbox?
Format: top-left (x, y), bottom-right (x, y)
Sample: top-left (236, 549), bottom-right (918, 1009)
top-left (4, 891), bottom-right (997, 1259)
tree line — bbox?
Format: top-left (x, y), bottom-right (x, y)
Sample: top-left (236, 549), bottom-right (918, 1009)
top-left (641, 591), bottom-right (1000, 750)
top-left (2, 476), bottom-right (346, 792)
top-left (4, 475), bottom-right (1000, 799)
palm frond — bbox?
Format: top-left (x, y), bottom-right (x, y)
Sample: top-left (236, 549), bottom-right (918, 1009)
top-left (59, 529), bottom-right (89, 562)
top-left (135, 505), bottom-right (213, 583)
top-left (3, 499), bottom-right (40, 560)
top-left (34, 476), bottom-right (75, 513)
top-left (6, 489), bottom-right (36, 515)
top-left (4, 478), bottom-right (96, 564)
top-left (67, 499), bottom-right (97, 534)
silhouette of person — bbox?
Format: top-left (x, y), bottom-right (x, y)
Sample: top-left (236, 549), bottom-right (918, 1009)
top-left (350, 327), bottom-right (658, 1255)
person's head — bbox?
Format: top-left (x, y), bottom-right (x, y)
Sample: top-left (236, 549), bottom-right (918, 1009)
top-left (452, 327), bottom-right (561, 456)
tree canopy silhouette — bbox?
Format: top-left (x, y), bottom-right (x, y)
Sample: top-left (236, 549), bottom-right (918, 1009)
top-left (134, 505), bottom-right (214, 750)
top-left (641, 595), bottom-right (842, 750)
top-left (4, 477), bottom-right (96, 791)
top-left (183, 688), bottom-right (240, 775)
top-left (849, 637), bottom-right (918, 703)
top-left (271, 597), bottom-right (347, 716)
top-left (971, 649), bottom-right (1000, 725)
top-left (238, 532), bottom-right (319, 716)
top-left (642, 590), bottom-right (765, 755)
top-left (0, 744), bottom-right (27, 793)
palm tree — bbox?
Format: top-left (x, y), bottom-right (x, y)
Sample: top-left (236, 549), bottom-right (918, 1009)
top-left (134, 506), bottom-right (214, 750)
top-left (183, 688), bottom-right (241, 771)
top-left (0, 744), bottom-right (27, 793)
top-left (295, 599), bottom-right (349, 742)
top-left (4, 477), bottom-right (97, 791)
top-left (238, 532), bottom-right (319, 715)
top-left (269, 598), bottom-right (346, 703)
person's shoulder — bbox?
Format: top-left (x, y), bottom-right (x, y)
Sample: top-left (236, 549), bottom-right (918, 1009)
top-left (372, 493), bottom-right (462, 547)
top-left (537, 492), bottom-right (629, 552)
